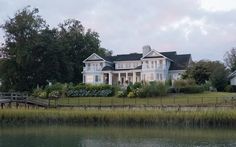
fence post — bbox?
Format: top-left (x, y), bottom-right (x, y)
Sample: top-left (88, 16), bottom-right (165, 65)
top-left (161, 96), bottom-right (162, 105)
top-left (99, 97), bottom-right (102, 106)
top-left (123, 97), bottom-right (125, 106)
top-left (111, 98), bottom-right (113, 107)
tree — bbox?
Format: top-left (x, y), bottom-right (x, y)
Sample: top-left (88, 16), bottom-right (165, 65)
top-left (182, 60), bottom-right (226, 85)
top-left (210, 64), bottom-right (229, 91)
top-left (0, 7), bottom-right (112, 91)
top-left (0, 7), bottom-right (47, 91)
top-left (224, 48), bottom-right (236, 72)
top-left (57, 19), bottom-right (112, 83)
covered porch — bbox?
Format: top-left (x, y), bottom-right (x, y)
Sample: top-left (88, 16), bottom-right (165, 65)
top-left (103, 70), bottom-right (141, 85)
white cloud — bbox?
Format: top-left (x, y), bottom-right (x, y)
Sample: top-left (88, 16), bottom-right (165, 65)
top-left (0, 0), bottom-right (236, 61)
top-left (200, 0), bottom-right (236, 11)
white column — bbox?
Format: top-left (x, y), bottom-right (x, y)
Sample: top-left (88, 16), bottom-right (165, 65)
top-left (118, 72), bottom-right (121, 82)
top-left (126, 72), bottom-right (128, 81)
top-left (82, 74), bottom-right (85, 83)
top-left (133, 72), bottom-right (136, 83)
top-left (101, 73), bottom-right (104, 84)
top-left (108, 72), bottom-right (112, 85)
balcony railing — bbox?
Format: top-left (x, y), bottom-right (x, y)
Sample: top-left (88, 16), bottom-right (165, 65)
top-left (83, 66), bottom-right (102, 71)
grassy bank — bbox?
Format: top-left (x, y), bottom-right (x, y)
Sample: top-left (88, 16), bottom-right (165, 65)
top-left (1, 108), bottom-right (236, 127)
top-left (43, 92), bottom-right (236, 106)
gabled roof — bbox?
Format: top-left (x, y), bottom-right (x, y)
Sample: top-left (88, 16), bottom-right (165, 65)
top-left (228, 70), bottom-right (236, 79)
top-left (83, 53), bottom-right (105, 62)
top-left (141, 50), bottom-right (172, 61)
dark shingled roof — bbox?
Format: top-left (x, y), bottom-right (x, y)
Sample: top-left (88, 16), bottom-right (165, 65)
top-left (102, 66), bottom-right (114, 71)
top-left (169, 54), bottom-right (191, 70)
top-left (99, 51), bottom-right (191, 71)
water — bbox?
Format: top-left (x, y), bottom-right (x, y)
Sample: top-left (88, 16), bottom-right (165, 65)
top-left (0, 125), bottom-right (236, 147)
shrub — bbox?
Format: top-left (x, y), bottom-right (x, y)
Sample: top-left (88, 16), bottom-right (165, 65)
top-left (48, 90), bottom-right (61, 99)
top-left (32, 88), bottom-right (43, 97)
top-left (132, 82), bottom-right (142, 89)
top-left (39, 91), bottom-right (47, 99)
top-left (134, 81), bottom-right (168, 98)
top-left (32, 88), bottom-right (47, 99)
top-left (127, 92), bottom-right (135, 98)
top-left (156, 82), bottom-right (168, 96)
top-left (117, 91), bottom-right (127, 97)
top-left (225, 85), bottom-right (236, 92)
top-left (179, 86), bottom-right (204, 94)
top-left (135, 86), bottom-right (149, 98)
top-left (173, 79), bottom-right (196, 93)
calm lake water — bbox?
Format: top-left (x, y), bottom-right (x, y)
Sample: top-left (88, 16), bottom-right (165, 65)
top-left (0, 125), bottom-right (236, 147)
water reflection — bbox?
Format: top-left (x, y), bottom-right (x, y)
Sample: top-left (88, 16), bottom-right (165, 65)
top-left (0, 125), bottom-right (236, 147)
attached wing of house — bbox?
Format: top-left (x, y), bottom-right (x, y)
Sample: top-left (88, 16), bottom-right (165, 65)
top-left (82, 45), bottom-right (192, 85)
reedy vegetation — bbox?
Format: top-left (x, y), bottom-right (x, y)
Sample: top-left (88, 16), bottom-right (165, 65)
top-left (1, 109), bottom-right (236, 127)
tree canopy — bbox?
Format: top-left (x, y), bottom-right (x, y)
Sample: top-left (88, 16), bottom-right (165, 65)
top-left (224, 48), bottom-right (236, 72)
top-left (182, 60), bottom-right (229, 91)
top-left (0, 7), bottom-right (112, 91)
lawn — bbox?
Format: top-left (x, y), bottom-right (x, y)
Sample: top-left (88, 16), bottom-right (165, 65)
top-left (41, 92), bottom-right (236, 106)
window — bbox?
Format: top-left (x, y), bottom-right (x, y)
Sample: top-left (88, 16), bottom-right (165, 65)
top-left (87, 63), bottom-right (91, 70)
top-left (156, 73), bottom-right (159, 80)
top-left (155, 61), bottom-right (157, 68)
top-left (86, 75), bottom-right (93, 83)
top-left (159, 60), bottom-right (163, 68)
top-left (160, 74), bottom-right (163, 80)
top-left (95, 75), bottom-right (101, 82)
top-left (151, 61), bottom-right (154, 68)
top-left (150, 73), bottom-right (154, 80)
top-left (146, 61), bottom-right (149, 68)
top-left (100, 63), bottom-right (103, 68)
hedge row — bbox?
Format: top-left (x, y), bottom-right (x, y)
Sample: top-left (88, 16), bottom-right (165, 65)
top-left (32, 83), bottom-right (115, 98)
top-left (66, 84), bottom-right (115, 97)
top-left (168, 86), bottom-right (204, 94)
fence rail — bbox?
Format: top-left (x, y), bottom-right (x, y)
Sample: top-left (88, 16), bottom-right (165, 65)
top-left (1, 92), bottom-right (236, 109)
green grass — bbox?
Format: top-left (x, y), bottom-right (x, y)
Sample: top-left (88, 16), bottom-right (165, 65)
top-left (46, 92), bottom-right (236, 106)
top-left (1, 108), bottom-right (236, 127)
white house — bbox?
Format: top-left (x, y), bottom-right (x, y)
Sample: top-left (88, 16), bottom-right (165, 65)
top-left (82, 45), bottom-right (192, 85)
top-left (229, 71), bottom-right (236, 85)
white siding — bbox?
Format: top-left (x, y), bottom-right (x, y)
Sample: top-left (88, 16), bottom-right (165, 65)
top-left (230, 76), bottom-right (236, 85)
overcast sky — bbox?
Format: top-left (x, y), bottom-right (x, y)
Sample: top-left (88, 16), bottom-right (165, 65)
top-left (0, 0), bottom-right (236, 61)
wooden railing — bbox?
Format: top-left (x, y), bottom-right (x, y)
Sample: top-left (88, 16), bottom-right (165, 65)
top-left (0, 92), bottom-right (28, 101)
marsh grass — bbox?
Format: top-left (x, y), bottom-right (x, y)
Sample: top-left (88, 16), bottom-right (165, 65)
top-left (1, 108), bottom-right (236, 127)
